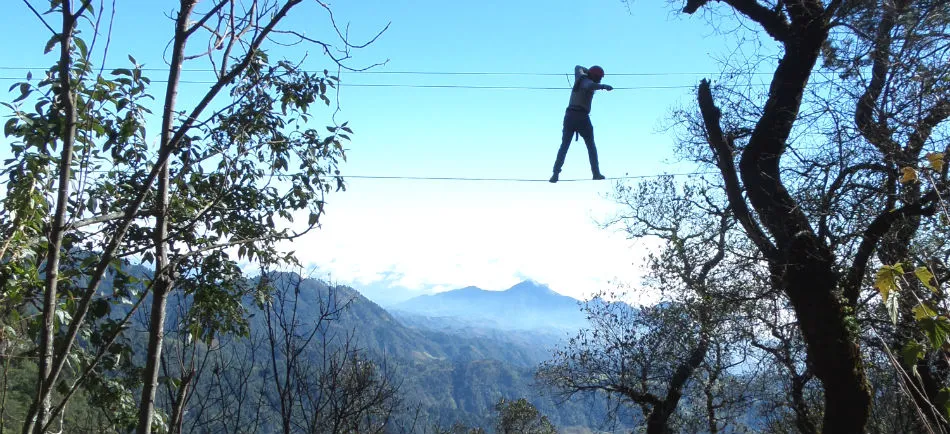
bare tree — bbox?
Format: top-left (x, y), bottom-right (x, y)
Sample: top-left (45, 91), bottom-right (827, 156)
top-left (539, 177), bottom-right (735, 433)
top-left (260, 272), bottom-right (401, 434)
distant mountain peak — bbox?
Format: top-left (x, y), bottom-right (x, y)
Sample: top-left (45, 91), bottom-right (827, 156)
top-left (393, 280), bottom-right (584, 331)
top-left (510, 279), bottom-right (542, 287)
top-left (506, 280), bottom-right (554, 295)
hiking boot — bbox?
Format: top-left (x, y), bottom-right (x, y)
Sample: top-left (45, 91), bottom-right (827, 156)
top-left (549, 173), bottom-right (559, 183)
top-left (593, 173), bottom-right (606, 180)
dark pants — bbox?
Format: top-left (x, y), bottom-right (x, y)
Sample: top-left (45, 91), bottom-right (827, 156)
top-left (552, 109), bottom-right (601, 175)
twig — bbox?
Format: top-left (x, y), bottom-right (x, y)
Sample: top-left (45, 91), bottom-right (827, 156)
top-left (22, 0), bottom-right (57, 35)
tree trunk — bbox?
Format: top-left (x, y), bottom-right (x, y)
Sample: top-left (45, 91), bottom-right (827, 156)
top-left (740, 33), bottom-right (873, 425)
top-left (645, 333), bottom-right (709, 434)
top-left (783, 250), bottom-right (870, 433)
top-left (136, 2), bottom-right (194, 432)
top-left (696, 14), bottom-right (872, 430)
top-left (168, 369), bottom-right (193, 433)
top-left (136, 289), bottom-right (170, 433)
top-left (26, 3), bottom-right (80, 432)
top-left (790, 373), bottom-right (817, 434)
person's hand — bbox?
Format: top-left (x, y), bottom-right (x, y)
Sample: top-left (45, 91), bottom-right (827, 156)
top-left (602, 85), bottom-right (613, 91)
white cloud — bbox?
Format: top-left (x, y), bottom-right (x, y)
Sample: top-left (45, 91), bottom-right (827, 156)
top-left (287, 180), bottom-right (655, 302)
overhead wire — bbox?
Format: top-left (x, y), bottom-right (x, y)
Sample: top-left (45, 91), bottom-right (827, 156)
top-left (0, 65), bottom-right (780, 91)
top-left (0, 65), bottom-right (823, 184)
top-left (0, 65), bottom-right (835, 185)
top-left (0, 66), bottom-right (773, 76)
top-left (0, 76), bottom-right (795, 91)
top-left (74, 166), bottom-right (718, 183)
top-left (338, 171), bottom-right (718, 182)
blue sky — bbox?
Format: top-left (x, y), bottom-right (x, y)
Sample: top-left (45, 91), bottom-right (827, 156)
top-left (2, 1), bottom-right (766, 305)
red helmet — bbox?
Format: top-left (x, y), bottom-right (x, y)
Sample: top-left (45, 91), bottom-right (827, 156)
top-left (588, 65), bottom-right (605, 82)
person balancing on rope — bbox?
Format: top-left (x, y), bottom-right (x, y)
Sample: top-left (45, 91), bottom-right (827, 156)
top-left (549, 65), bottom-right (613, 183)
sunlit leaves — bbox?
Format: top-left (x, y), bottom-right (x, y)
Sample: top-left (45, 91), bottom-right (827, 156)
top-left (926, 152), bottom-right (945, 172)
top-left (900, 166), bottom-right (919, 184)
top-left (915, 266), bottom-right (939, 293)
top-left (913, 303), bottom-right (937, 321)
top-left (874, 264), bottom-right (904, 303)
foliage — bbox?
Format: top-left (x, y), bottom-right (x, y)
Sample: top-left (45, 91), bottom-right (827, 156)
top-left (493, 398), bottom-right (558, 434)
top-left (0, 0), bottom-right (386, 432)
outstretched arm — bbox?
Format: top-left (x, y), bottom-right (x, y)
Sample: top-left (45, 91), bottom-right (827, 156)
top-left (577, 79), bottom-right (614, 92)
top-left (574, 65), bottom-right (612, 91)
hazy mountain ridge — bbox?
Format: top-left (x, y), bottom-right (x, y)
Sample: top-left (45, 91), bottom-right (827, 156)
top-left (278, 277), bottom-right (624, 429)
top-left (393, 280), bottom-right (588, 332)
top-left (100, 270), bottom-right (620, 430)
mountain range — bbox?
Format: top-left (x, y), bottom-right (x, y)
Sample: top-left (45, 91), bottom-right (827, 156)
top-left (271, 277), bottom-right (624, 431)
top-left (392, 280), bottom-right (588, 332)
top-left (99, 268), bottom-right (623, 431)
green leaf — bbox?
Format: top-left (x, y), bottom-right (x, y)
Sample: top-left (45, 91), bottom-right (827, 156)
top-left (875, 264), bottom-right (904, 302)
top-left (902, 340), bottom-right (925, 377)
top-left (4, 118), bottom-right (17, 137)
top-left (940, 388), bottom-right (950, 420)
top-left (915, 266), bottom-right (939, 293)
top-left (920, 317), bottom-right (950, 349)
top-left (90, 299), bottom-right (110, 318)
top-left (14, 83), bottom-right (31, 103)
top-left (80, 254), bottom-right (98, 269)
top-left (35, 99), bottom-right (49, 113)
top-left (75, 37), bottom-right (88, 59)
top-left (44, 34), bottom-right (59, 54)
top-left (913, 303), bottom-right (937, 321)
top-left (56, 380), bottom-right (70, 396)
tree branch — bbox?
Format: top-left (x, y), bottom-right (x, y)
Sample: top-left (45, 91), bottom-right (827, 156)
top-left (854, 1), bottom-right (903, 158)
top-left (69, 210), bottom-right (151, 230)
top-left (738, 28), bottom-right (828, 247)
top-left (818, 163), bottom-right (892, 241)
top-left (907, 97), bottom-right (950, 158)
top-left (42, 280), bottom-right (153, 432)
top-left (603, 384), bottom-right (662, 407)
top-left (71, 0), bottom-right (93, 20)
top-left (697, 210), bottom-right (730, 285)
top-left (682, 0), bottom-right (790, 42)
top-left (843, 189), bottom-right (941, 307)
top-left (697, 80), bottom-right (779, 261)
top-left (184, 0), bottom-right (231, 37)
top-left (21, 0), bottom-right (56, 35)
